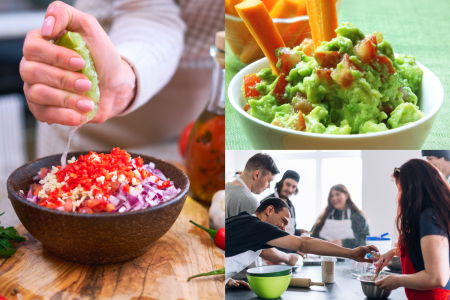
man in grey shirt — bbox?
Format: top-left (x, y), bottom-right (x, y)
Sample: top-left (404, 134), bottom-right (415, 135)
top-left (226, 153), bottom-right (280, 218)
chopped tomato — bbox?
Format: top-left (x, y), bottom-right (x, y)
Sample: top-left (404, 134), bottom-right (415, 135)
top-left (122, 184), bottom-right (130, 193)
top-left (244, 103), bottom-right (250, 112)
top-left (341, 54), bottom-right (364, 72)
top-left (297, 112), bottom-right (306, 131)
top-left (316, 68), bottom-right (333, 85)
top-left (64, 199), bottom-right (73, 212)
top-left (47, 203), bottom-right (57, 209)
top-left (331, 68), bottom-right (355, 89)
top-left (354, 35), bottom-right (377, 63)
top-left (244, 74), bottom-right (261, 98)
top-left (278, 47), bottom-right (302, 75)
top-left (299, 38), bottom-right (314, 56)
top-left (273, 74), bottom-right (288, 104)
top-left (135, 157), bottom-right (144, 168)
top-left (313, 51), bottom-right (341, 68)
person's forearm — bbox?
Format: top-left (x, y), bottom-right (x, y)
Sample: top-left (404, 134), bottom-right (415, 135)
top-left (398, 270), bottom-right (448, 290)
top-left (260, 248), bottom-right (290, 264)
top-left (300, 237), bottom-right (354, 259)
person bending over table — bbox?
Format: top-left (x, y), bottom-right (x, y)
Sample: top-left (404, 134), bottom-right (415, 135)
top-left (225, 197), bottom-right (378, 288)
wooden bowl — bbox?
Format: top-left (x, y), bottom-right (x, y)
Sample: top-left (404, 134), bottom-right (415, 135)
top-left (7, 151), bottom-right (189, 264)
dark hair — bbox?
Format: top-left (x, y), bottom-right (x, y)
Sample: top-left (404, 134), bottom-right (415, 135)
top-left (275, 179), bottom-right (299, 196)
top-left (256, 197), bottom-right (289, 215)
top-left (244, 153), bottom-right (280, 176)
top-left (393, 159), bottom-right (450, 257)
top-left (311, 184), bottom-right (364, 236)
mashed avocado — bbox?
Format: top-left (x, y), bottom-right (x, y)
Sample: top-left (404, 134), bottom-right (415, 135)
top-left (242, 23), bottom-right (424, 134)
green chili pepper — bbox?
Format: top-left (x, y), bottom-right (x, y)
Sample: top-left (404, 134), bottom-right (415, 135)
top-left (55, 31), bottom-right (100, 122)
top-left (187, 268), bottom-right (225, 282)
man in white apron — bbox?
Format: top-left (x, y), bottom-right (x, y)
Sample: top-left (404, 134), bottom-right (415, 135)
top-left (225, 153), bottom-right (280, 219)
top-left (422, 150), bottom-right (450, 184)
top-left (225, 198), bottom-right (379, 287)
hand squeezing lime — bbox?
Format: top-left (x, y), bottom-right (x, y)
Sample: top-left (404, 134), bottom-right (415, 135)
top-left (55, 31), bottom-right (100, 122)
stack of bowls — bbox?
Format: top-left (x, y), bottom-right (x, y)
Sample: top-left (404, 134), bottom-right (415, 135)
top-left (246, 265), bottom-right (292, 299)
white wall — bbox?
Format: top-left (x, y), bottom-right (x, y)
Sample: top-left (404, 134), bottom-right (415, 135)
top-left (362, 150), bottom-right (421, 244)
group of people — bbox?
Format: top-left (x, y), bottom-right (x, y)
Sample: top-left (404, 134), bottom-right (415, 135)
top-left (225, 150), bottom-right (450, 300)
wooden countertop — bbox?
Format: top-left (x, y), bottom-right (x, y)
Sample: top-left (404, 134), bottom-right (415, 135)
top-left (0, 196), bottom-right (225, 300)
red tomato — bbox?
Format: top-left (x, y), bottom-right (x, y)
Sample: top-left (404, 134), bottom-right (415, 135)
top-left (278, 48), bottom-right (302, 75)
top-left (297, 112), bottom-right (306, 131)
top-left (316, 68), bottom-right (333, 85)
top-left (244, 103), bottom-right (250, 112)
top-left (354, 35), bottom-right (377, 63)
top-left (341, 54), bottom-right (364, 72)
top-left (273, 74), bottom-right (288, 104)
top-left (299, 38), bottom-right (314, 56)
top-left (313, 51), bottom-right (341, 68)
top-left (243, 74), bottom-right (261, 98)
top-left (178, 121), bottom-right (194, 159)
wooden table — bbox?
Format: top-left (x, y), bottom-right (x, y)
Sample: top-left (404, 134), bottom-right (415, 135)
top-left (0, 197), bottom-right (225, 300)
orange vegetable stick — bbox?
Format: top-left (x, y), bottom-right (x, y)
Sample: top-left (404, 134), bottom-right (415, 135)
top-left (269, 0), bottom-right (299, 18)
top-left (297, 0), bottom-right (307, 15)
top-left (225, 0), bottom-right (245, 16)
top-left (260, 0), bottom-right (279, 11)
top-left (225, 16), bottom-right (253, 55)
top-left (293, 23), bottom-right (312, 46)
top-left (235, 0), bottom-right (286, 74)
top-left (283, 19), bottom-right (309, 48)
top-left (305, 0), bottom-right (338, 48)
top-left (240, 39), bottom-right (265, 64)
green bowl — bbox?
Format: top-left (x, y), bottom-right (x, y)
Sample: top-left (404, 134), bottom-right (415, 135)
top-left (247, 274), bottom-right (292, 299)
top-left (247, 265), bottom-right (292, 277)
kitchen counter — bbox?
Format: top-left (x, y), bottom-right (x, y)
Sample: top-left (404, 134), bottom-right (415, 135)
top-left (226, 262), bottom-right (407, 300)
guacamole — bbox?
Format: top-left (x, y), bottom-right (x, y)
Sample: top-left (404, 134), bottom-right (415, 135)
top-left (242, 23), bottom-right (424, 134)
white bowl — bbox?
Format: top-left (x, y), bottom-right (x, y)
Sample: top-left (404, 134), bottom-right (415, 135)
top-left (228, 57), bottom-right (444, 149)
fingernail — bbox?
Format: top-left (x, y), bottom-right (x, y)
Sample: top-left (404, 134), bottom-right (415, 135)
top-left (41, 16), bottom-right (55, 37)
top-left (69, 58), bottom-right (85, 70)
top-left (80, 114), bottom-right (87, 124)
top-left (76, 100), bottom-right (95, 112)
top-left (74, 79), bottom-right (91, 92)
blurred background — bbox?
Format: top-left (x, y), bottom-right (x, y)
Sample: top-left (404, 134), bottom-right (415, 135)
top-left (0, 0), bottom-right (75, 226)
top-left (226, 150), bottom-right (424, 247)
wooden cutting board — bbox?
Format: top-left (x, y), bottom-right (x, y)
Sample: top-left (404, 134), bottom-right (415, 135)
top-left (0, 196), bottom-right (225, 300)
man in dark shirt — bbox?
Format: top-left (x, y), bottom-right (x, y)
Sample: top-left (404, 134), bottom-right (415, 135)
top-left (422, 150), bottom-right (450, 184)
top-left (225, 198), bottom-right (379, 287)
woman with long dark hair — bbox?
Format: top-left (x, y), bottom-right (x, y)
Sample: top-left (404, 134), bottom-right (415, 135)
top-left (311, 184), bottom-right (370, 248)
top-left (376, 159), bottom-right (450, 300)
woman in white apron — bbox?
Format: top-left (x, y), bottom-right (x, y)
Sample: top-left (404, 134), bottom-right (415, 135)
top-left (311, 184), bottom-right (370, 248)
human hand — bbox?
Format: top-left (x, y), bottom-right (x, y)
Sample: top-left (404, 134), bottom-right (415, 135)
top-left (227, 278), bottom-right (252, 290)
top-left (375, 275), bottom-right (401, 290)
top-left (297, 251), bottom-right (307, 258)
top-left (377, 249), bottom-right (396, 269)
top-left (21, 1), bottom-right (136, 126)
top-left (299, 229), bottom-right (310, 235)
top-left (350, 245), bottom-right (379, 263)
top-left (262, 259), bottom-right (282, 265)
top-left (287, 253), bottom-right (299, 266)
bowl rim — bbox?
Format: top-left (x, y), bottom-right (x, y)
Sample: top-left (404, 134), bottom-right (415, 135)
top-left (226, 13), bottom-right (309, 23)
top-left (357, 275), bottom-right (388, 285)
top-left (228, 56), bottom-right (444, 140)
top-left (7, 151), bottom-right (190, 218)
top-left (247, 265), bottom-right (293, 274)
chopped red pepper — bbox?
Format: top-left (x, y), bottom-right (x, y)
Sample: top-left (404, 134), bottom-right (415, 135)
top-left (273, 74), bottom-right (288, 104)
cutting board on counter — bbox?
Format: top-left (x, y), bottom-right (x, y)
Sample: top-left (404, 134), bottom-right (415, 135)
top-left (0, 196), bottom-right (224, 300)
